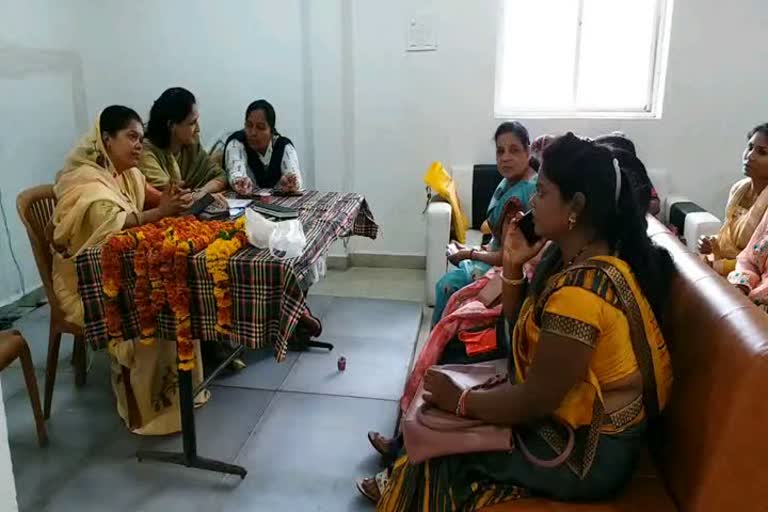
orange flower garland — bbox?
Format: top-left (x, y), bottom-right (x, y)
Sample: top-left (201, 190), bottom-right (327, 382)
top-left (103, 232), bottom-right (137, 345)
top-left (101, 216), bottom-right (247, 370)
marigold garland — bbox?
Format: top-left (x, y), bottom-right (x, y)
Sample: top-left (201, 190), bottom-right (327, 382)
top-left (101, 216), bottom-right (247, 370)
top-left (204, 217), bottom-right (247, 335)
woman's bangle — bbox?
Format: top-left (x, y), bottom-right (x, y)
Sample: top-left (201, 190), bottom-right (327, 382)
top-left (500, 272), bottom-right (526, 286)
top-left (468, 249), bottom-right (476, 261)
top-left (455, 389), bottom-right (471, 417)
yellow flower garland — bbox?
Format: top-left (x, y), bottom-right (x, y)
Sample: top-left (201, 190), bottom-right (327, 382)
top-left (204, 217), bottom-right (247, 334)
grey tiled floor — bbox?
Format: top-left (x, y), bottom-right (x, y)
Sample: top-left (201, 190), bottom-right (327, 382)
top-left (3, 268), bottom-right (426, 512)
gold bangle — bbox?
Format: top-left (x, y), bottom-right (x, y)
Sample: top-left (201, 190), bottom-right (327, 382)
top-left (500, 272), bottom-right (526, 286)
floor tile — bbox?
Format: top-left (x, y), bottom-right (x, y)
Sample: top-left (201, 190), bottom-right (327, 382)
top-left (11, 305), bottom-right (77, 371)
top-left (5, 357), bottom-right (119, 453)
top-left (1, 367), bottom-right (44, 404)
top-left (320, 297), bottom-right (422, 342)
top-left (218, 392), bottom-right (398, 512)
top-left (11, 442), bottom-right (91, 511)
top-left (6, 287), bottom-right (426, 512)
top-left (214, 349), bottom-right (299, 391)
top-left (281, 334), bottom-right (414, 401)
top-left (39, 456), bottom-right (232, 512)
top-left (305, 294), bottom-right (336, 321)
top-left (103, 386), bottom-right (275, 462)
top-left (311, 268), bottom-right (425, 302)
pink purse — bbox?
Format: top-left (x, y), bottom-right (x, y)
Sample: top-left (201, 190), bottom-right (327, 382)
top-left (402, 361), bottom-right (575, 465)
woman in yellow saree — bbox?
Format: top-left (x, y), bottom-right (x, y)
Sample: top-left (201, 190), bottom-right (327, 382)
top-left (52, 105), bottom-right (207, 435)
top-left (357, 134), bottom-right (674, 510)
top-left (699, 124), bottom-right (768, 275)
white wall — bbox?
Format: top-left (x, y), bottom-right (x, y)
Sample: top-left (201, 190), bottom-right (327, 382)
top-left (3, 0), bottom-right (768, 289)
top-left (347, 0), bottom-right (768, 255)
top-left (0, 0), bottom-right (83, 307)
top-left (68, 0), bottom-right (308, 176)
top-left (0, 3), bottom-right (82, 505)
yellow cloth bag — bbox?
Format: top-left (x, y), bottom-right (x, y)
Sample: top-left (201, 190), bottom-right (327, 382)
top-left (423, 161), bottom-right (470, 243)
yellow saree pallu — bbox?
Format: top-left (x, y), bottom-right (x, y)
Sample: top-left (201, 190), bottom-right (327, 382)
top-left (378, 256), bottom-right (672, 511)
top-left (52, 115), bottom-right (209, 435)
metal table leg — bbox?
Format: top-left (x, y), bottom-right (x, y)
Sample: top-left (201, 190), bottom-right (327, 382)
top-left (136, 345), bottom-right (247, 479)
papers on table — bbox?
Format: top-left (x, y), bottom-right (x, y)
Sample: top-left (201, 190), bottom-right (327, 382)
top-left (226, 198), bottom-right (254, 209)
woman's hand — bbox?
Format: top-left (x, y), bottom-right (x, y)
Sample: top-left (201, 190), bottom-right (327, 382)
top-left (157, 186), bottom-right (189, 218)
top-left (503, 212), bottom-right (546, 268)
top-left (186, 189), bottom-right (226, 208)
top-left (278, 174), bottom-right (299, 193)
top-left (448, 250), bottom-right (472, 266)
top-left (698, 235), bottom-right (714, 255)
top-left (423, 367), bottom-right (462, 413)
top-left (232, 177), bottom-right (253, 196)
top-left (446, 243), bottom-right (471, 266)
top-left (210, 192), bottom-right (228, 208)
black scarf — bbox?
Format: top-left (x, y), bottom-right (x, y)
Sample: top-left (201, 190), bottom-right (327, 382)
top-left (223, 131), bottom-right (293, 188)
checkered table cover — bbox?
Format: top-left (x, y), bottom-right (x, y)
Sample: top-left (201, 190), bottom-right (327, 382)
top-left (76, 191), bottom-right (378, 361)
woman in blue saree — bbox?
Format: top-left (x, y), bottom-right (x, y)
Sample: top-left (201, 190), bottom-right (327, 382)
top-left (432, 122), bottom-right (537, 326)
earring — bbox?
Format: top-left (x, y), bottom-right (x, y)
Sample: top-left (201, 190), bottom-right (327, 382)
top-left (568, 214), bottom-right (577, 231)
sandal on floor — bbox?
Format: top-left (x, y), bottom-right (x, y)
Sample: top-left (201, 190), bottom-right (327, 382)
top-left (367, 431), bottom-right (393, 457)
top-left (355, 470), bottom-right (389, 504)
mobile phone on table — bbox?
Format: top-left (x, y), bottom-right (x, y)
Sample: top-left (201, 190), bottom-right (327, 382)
top-left (517, 210), bottom-right (541, 245)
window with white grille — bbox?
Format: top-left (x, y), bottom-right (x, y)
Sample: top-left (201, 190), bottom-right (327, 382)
top-left (495, 0), bottom-right (673, 118)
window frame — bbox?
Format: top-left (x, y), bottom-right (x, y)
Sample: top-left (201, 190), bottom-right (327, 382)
top-left (494, 0), bottom-right (674, 120)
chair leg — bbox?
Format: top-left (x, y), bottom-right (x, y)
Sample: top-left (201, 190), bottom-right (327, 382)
top-left (73, 335), bottom-right (87, 388)
top-left (18, 339), bottom-right (47, 447)
top-left (44, 327), bottom-right (62, 419)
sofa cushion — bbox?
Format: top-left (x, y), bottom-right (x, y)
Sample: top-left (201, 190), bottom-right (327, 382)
top-left (480, 448), bottom-right (676, 512)
top-left (472, 165), bottom-right (502, 229)
top-left (646, 217), bottom-right (768, 511)
top-left (480, 477), bottom-right (675, 512)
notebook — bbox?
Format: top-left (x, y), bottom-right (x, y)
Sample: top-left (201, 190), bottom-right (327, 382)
top-left (250, 202), bottom-right (299, 220)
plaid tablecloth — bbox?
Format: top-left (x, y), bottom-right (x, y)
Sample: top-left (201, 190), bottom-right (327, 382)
top-left (77, 191), bottom-right (378, 360)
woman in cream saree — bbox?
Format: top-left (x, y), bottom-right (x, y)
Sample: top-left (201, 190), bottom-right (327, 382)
top-left (52, 105), bottom-right (207, 435)
top-left (699, 124), bottom-right (768, 275)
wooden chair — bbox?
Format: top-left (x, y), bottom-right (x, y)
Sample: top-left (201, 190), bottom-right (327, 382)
top-left (0, 330), bottom-right (47, 446)
top-left (16, 185), bottom-right (87, 419)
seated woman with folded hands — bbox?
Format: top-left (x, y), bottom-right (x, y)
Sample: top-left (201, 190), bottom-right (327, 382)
top-left (223, 99), bottom-right (303, 196)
